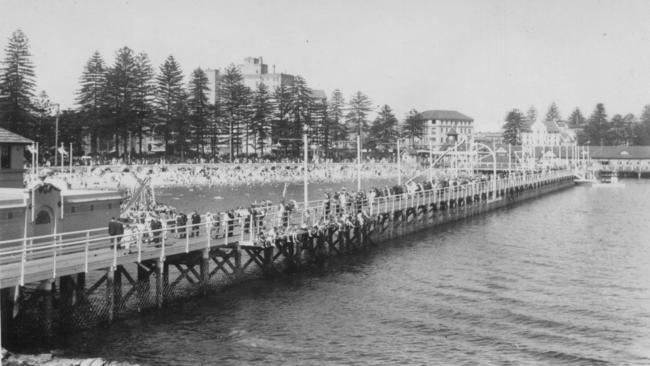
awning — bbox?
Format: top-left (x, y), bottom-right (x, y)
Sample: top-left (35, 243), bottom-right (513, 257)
top-left (63, 195), bottom-right (122, 203)
top-left (0, 201), bottom-right (27, 210)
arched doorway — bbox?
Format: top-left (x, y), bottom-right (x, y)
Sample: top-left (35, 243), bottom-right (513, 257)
top-left (33, 206), bottom-right (55, 238)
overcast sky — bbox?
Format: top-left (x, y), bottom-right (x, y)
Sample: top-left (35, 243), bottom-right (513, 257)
top-left (1, 0), bottom-right (650, 131)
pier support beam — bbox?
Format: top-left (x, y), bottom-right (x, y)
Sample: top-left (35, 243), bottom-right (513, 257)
top-left (200, 249), bottom-right (210, 295)
top-left (293, 239), bottom-right (302, 267)
top-left (342, 229), bottom-right (349, 253)
top-left (233, 243), bottom-right (242, 275)
top-left (137, 263), bottom-right (151, 310)
top-left (60, 275), bottom-right (75, 331)
top-left (156, 260), bottom-right (164, 309)
top-left (114, 266), bottom-right (123, 313)
top-left (1, 288), bottom-right (15, 337)
top-left (263, 246), bottom-right (274, 274)
top-left (76, 272), bottom-right (86, 304)
top-left (41, 279), bottom-right (54, 337)
top-left (106, 267), bottom-right (115, 324)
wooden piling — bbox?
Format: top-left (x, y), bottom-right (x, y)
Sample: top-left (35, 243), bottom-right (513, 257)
top-left (114, 266), bottom-right (122, 313)
top-left (163, 262), bottom-right (169, 292)
top-left (344, 228), bottom-right (351, 253)
top-left (76, 272), bottom-right (86, 304)
top-left (1, 288), bottom-right (14, 336)
top-left (106, 267), bottom-right (114, 324)
top-left (263, 246), bottom-right (274, 274)
top-left (233, 243), bottom-right (242, 275)
top-left (137, 263), bottom-right (150, 309)
top-left (200, 249), bottom-right (210, 295)
top-left (293, 238), bottom-right (302, 266)
top-left (41, 279), bottom-right (54, 337)
top-left (156, 260), bottom-right (164, 309)
top-left (60, 275), bottom-right (74, 330)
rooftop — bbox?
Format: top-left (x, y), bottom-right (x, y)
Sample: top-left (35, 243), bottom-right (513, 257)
top-left (588, 146), bottom-right (650, 159)
top-left (419, 110), bottom-right (473, 121)
top-left (0, 127), bottom-right (33, 144)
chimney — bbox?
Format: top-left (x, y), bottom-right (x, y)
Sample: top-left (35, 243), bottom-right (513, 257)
top-left (273, 64), bottom-right (276, 74)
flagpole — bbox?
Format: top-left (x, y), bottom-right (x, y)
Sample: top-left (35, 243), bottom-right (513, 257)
top-left (356, 135), bottom-right (361, 191)
top-left (31, 144), bottom-right (35, 180)
top-left (54, 104), bottom-right (60, 166)
top-left (397, 138), bottom-right (401, 186)
top-left (60, 143), bottom-right (64, 172)
top-left (303, 133), bottom-right (308, 225)
top-left (69, 142), bottom-right (73, 173)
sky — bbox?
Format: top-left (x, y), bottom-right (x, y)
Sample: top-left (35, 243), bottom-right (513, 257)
top-left (1, 0), bottom-right (650, 131)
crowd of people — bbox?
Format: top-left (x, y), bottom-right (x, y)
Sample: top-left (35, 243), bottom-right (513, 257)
top-left (110, 172), bottom-right (491, 252)
top-left (33, 161), bottom-right (420, 191)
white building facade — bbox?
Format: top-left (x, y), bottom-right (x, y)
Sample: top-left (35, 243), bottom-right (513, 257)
top-left (522, 119), bottom-right (576, 147)
top-left (419, 110), bottom-right (474, 151)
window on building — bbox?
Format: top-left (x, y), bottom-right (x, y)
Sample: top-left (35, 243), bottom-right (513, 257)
top-left (0, 145), bottom-right (10, 169)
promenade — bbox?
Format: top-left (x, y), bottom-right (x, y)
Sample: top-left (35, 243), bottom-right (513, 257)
top-left (0, 170), bottom-right (576, 340)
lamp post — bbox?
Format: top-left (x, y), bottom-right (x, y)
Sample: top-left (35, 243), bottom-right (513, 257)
top-left (357, 134), bottom-right (361, 191)
top-left (508, 143), bottom-right (512, 175)
top-left (428, 136), bottom-right (433, 181)
top-left (475, 142), bottom-right (497, 195)
top-left (303, 133), bottom-right (308, 222)
top-left (54, 103), bottom-right (60, 166)
top-left (397, 138), bottom-right (401, 185)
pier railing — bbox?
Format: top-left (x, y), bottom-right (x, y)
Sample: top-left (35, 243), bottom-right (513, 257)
top-left (0, 170), bottom-right (575, 288)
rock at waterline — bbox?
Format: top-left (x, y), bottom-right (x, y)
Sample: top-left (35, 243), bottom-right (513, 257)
top-left (1, 352), bottom-right (140, 366)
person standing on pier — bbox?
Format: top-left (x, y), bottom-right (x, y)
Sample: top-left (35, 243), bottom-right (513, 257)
top-left (191, 211), bottom-right (201, 237)
top-left (108, 217), bottom-right (121, 248)
top-left (176, 212), bottom-right (188, 239)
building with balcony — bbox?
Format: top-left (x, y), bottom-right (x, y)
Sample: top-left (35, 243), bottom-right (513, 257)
top-left (522, 119), bottom-right (576, 148)
top-left (418, 110), bottom-right (474, 151)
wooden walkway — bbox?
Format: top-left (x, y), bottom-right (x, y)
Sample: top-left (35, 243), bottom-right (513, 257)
top-left (0, 171), bottom-right (578, 339)
top-left (0, 171), bottom-right (575, 290)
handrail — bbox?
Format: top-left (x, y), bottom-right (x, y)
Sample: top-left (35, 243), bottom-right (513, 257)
top-left (1, 171), bottom-right (574, 285)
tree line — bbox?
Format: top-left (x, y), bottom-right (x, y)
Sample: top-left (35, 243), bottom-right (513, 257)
top-left (0, 29), bottom-right (428, 161)
top-left (502, 101), bottom-right (650, 146)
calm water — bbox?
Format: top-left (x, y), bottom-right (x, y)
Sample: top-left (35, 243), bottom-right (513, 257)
top-left (154, 177), bottom-right (397, 213)
top-left (61, 180), bottom-right (650, 365)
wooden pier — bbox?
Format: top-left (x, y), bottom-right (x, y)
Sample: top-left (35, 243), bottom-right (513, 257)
top-left (0, 171), bottom-right (575, 342)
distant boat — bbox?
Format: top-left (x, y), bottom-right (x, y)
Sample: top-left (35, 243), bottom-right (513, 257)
top-left (574, 169), bottom-right (598, 186)
top-left (592, 171), bottom-right (625, 188)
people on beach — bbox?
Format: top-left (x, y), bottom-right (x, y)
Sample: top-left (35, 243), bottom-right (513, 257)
top-left (38, 161), bottom-right (419, 191)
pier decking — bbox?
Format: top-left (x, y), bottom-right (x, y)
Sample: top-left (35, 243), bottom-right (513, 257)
top-left (0, 171), bottom-right (575, 339)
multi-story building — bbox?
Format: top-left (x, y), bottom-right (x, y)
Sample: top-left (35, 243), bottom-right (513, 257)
top-left (521, 119), bottom-right (576, 147)
top-left (205, 57), bottom-right (296, 105)
top-left (238, 56), bottom-right (295, 92)
top-left (204, 57), bottom-right (329, 156)
top-left (419, 110), bottom-right (474, 151)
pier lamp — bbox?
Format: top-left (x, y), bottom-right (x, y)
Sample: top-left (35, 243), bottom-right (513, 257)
top-left (53, 103), bottom-right (60, 166)
top-left (475, 142), bottom-right (497, 195)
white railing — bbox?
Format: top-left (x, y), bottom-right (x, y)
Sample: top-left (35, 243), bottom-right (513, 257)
top-left (0, 171), bottom-right (574, 287)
